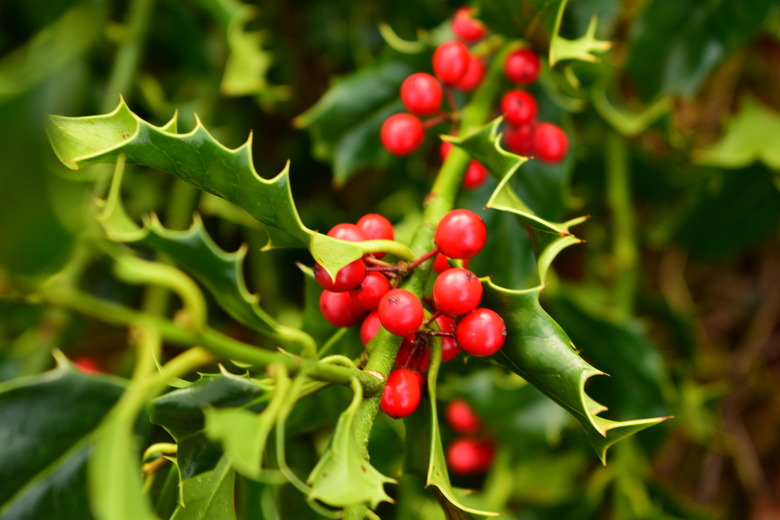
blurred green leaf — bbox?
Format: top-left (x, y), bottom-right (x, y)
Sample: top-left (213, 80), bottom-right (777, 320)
top-left (626, 0), bottom-right (776, 100)
top-left (170, 456), bottom-right (236, 520)
top-left (0, 356), bottom-right (125, 520)
top-left (695, 96), bottom-right (780, 170)
top-left (549, 2), bottom-right (611, 66)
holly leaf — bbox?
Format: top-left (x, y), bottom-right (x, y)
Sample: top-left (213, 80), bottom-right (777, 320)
top-left (170, 456), bottom-right (236, 520)
top-left (0, 353), bottom-right (125, 520)
top-left (307, 381), bottom-right (395, 509)
top-left (46, 98), bottom-right (311, 250)
top-left (483, 282), bottom-right (670, 463)
top-left (549, 1), bottom-right (611, 67)
top-left (695, 96), bottom-right (780, 170)
top-left (445, 119), bottom-right (585, 285)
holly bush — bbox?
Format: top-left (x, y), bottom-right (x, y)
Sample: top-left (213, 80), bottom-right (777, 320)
top-left (2, 0), bottom-right (780, 519)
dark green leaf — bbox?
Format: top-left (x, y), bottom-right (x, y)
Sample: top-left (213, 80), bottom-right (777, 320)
top-left (171, 456), bottom-right (237, 520)
top-left (626, 0), bottom-right (776, 100)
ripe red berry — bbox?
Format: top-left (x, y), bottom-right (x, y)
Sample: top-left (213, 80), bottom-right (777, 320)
top-left (504, 48), bottom-right (541, 85)
top-left (314, 259), bottom-right (366, 292)
top-left (445, 398), bottom-right (482, 434)
top-left (349, 271), bottom-right (392, 310)
top-left (463, 161), bottom-right (487, 189)
top-left (381, 113), bottom-right (424, 156)
top-left (378, 289), bottom-right (424, 337)
top-left (503, 122), bottom-right (535, 156)
top-left (320, 290), bottom-right (367, 328)
top-left (381, 368), bottom-right (422, 419)
top-left (360, 311), bottom-right (382, 346)
top-left (328, 223), bottom-right (368, 242)
top-left (532, 122), bottom-right (568, 163)
top-left (395, 334), bottom-right (430, 372)
top-left (501, 90), bottom-right (538, 126)
top-left (439, 140), bottom-right (454, 161)
top-left (432, 40), bottom-right (470, 85)
top-left (356, 213), bottom-right (394, 241)
top-left (433, 268), bottom-right (483, 316)
top-left (446, 438), bottom-right (495, 475)
top-left (433, 252), bottom-right (452, 273)
top-left (454, 55), bottom-right (486, 92)
top-left (451, 7), bottom-right (487, 43)
top-left (456, 308), bottom-right (506, 357)
top-left (72, 356), bottom-right (101, 374)
top-left (435, 314), bottom-right (461, 362)
top-left (435, 209), bottom-right (487, 259)
top-left (400, 73), bottom-right (443, 116)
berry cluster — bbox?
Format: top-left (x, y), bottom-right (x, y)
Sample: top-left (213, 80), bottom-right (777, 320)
top-left (314, 209), bottom-right (507, 420)
top-left (380, 7), bottom-right (568, 180)
top-left (444, 398), bottom-right (495, 476)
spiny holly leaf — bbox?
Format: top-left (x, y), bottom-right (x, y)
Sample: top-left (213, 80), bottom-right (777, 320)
top-left (695, 96), bottom-right (780, 170)
top-left (549, 1), bottom-right (611, 67)
top-left (482, 282), bottom-right (670, 464)
top-left (0, 353), bottom-right (125, 520)
top-left (475, 0), bottom-right (562, 44)
top-left (307, 381), bottom-right (395, 509)
top-left (46, 98), bottom-right (311, 249)
top-left (170, 456), bottom-right (236, 520)
top-left (445, 119), bottom-right (585, 285)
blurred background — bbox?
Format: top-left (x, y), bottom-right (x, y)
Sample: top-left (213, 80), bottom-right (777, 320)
top-left (1, 0), bottom-right (779, 518)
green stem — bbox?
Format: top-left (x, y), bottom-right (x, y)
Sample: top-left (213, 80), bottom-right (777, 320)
top-left (103, 0), bottom-right (155, 111)
top-left (605, 130), bottom-right (637, 317)
top-left (39, 285), bottom-right (382, 394)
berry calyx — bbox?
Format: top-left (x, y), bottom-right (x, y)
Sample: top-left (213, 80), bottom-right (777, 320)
top-left (532, 122), bottom-right (568, 163)
top-left (360, 311), bottom-right (383, 346)
top-left (503, 122), bottom-right (535, 156)
top-left (434, 314), bottom-right (460, 361)
top-left (454, 55), bottom-right (486, 92)
top-left (456, 308), bottom-right (506, 357)
top-left (432, 40), bottom-right (470, 85)
top-left (446, 438), bottom-right (495, 475)
top-left (504, 48), bottom-right (541, 85)
top-left (349, 271), bottom-right (392, 310)
top-left (314, 259), bottom-right (366, 292)
top-left (381, 113), bottom-right (424, 156)
top-left (400, 73), bottom-right (443, 116)
top-left (435, 209), bottom-right (487, 259)
top-left (451, 7), bottom-right (487, 43)
top-left (445, 398), bottom-right (482, 435)
top-left (500, 89), bottom-right (537, 126)
top-left (381, 368), bottom-right (422, 419)
top-left (378, 289), bottom-right (424, 337)
top-left (320, 290), bottom-right (367, 328)
top-left (433, 268), bottom-right (483, 316)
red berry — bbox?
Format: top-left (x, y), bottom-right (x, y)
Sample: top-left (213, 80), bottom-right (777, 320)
top-left (378, 289), bottom-right (424, 337)
top-left (433, 268), bottom-right (483, 316)
top-left (314, 259), bottom-right (366, 292)
top-left (503, 122), bottom-right (535, 156)
top-left (446, 438), bottom-right (495, 475)
top-left (463, 161), bottom-right (487, 189)
top-left (456, 308), bottom-right (506, 357)
top-left (451, 7), bottom-right (487, 43)
top-left (500, 90), bottom-right (538, 126)
top-left (504, 48), bottom-right (541, 85)
top-left (435, 314), bottom-right (461, 361)
top-left (320, 290), bottom-right (367, 328)
top-left (360, 311), bottom-right (382, 346)
top-left (532, 122), bottom-right (568, 163)
top-left (445, 398), bottom-right (482, 434)
top-left (400, 73), bottom-right (443, 116)
top-left (381, 368), bottom-right (422, 419)
top-left (328, 223), bottom-right (368, 242)
top-left (395, 334), bottom-right (430, 372)
top-left (439, 140), bottom-right (454, 161)
top-left (454, 55), bottom-right (486, 92)
top-left (381, 113), bottom-right (424, 156)
top-left (356, 213), bottom-right (394, 241)
top-left (432, 41), bottom-right (470, 85)
top-left (435, 209), bottom-right (487, 259)
top-left (72, 356), bottom-right (101, 374)
top-left (433, 252), bottom-right (452, 273)
top-left (349, 271), bottom-right (392, 310)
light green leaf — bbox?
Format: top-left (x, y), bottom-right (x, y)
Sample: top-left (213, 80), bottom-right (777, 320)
top-left (549, 2), bottom-right (611, 67)
top-left (695, 96), bottom-right (780, 170)
top-left (171, 457), bottom-right (236, 520)
top-left (483, 282), bottom-right (670, 464)
top-left (307, 380), bottom-right (395, 509)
